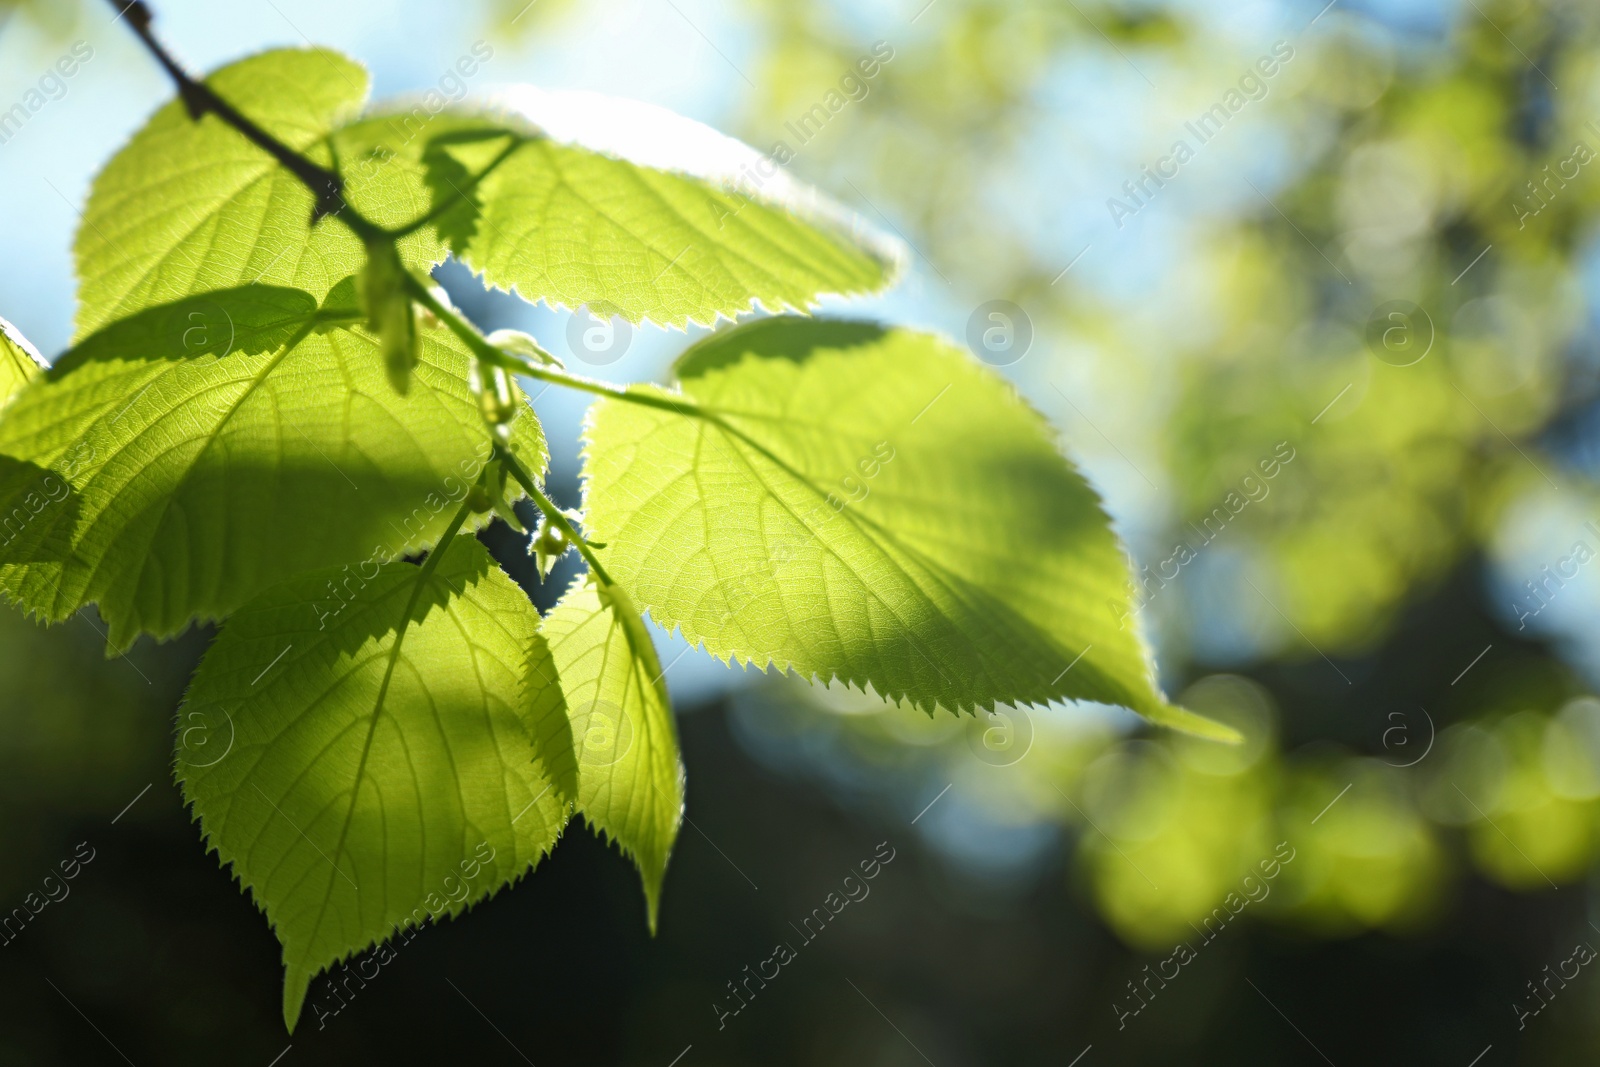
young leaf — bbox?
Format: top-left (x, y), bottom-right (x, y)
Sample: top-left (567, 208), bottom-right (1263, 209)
top-left (523, 578), bottom-right (683, 926)
top-left (75, 48), bottom-right (441, 339)
top-left (582, 317), bottom-right (1235, 740)
top-left (0, 284), bottom-right (546, 651)
top-left (0, 315), bottom-right (45, 406)
top-left (178, 538), bottom-right (573, 1031)
top-left (334, 89), bottom-right (903, 327)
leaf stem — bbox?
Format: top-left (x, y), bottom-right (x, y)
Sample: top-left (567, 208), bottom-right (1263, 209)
top-left (401, 271), bottom-right (712, 421)
top-left (411, 492), bottom-right (475, 592)
top-left (106, 0), bottom-right (386, 241)
top-left (388, 136), bottom-right (528, 239)
top-left (494, 445), bottom-right (616, 587)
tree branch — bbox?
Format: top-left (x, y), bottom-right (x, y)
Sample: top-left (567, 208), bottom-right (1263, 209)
top-left (107, 0), bottom-right (384, 239)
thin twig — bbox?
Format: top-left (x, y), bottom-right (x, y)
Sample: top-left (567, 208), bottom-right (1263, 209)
top-left (105, 0), bottom-right (382, 237)
top-left (113, 1), bottom-right (724, 433)
top-left (401, 271), bottom-right (713, 420)
top-left (495, 445), bottom-right (615, 586)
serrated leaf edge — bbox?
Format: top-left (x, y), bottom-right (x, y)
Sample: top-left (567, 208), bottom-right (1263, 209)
top-left (575, 321), bottom-right (1237, 742)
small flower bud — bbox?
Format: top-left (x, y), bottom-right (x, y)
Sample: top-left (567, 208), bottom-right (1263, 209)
top-left (468, 357), bottom-right (519, 436)
top-left (529, 517), bottom-right (572, 579)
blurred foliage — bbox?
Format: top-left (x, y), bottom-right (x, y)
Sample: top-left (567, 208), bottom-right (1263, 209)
top-left (737, 668), bottom-right (1600, 950)
top-left (663, 0), bottom-right (1600, 962)
top-left (0, 0), bottom-right (81, 36)
top-left (691, 0), bottom-right (1600, 659)
top-left (481, 0), bottom-right (577, 37)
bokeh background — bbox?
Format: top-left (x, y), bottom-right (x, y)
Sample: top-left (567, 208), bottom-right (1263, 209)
top-left (3, 0), bottom-right (1600, 1062)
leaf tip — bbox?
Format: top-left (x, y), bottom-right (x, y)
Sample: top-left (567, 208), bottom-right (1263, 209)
top-left (281, 964), bottom-right (312, 1034)
top-left (641, 860), bottom-right (666, 937)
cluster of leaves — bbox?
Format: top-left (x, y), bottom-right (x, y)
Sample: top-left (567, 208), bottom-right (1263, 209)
top-left (0, 32), bottom-right (1229, 1032)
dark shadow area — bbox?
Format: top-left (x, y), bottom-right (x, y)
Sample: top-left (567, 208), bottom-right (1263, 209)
top-left (47, 286), bottom-right (319, 377)
top-left (0, 667), bottom-right (1589, 1066)
top-left (0, 455), bottom-right (81, 567)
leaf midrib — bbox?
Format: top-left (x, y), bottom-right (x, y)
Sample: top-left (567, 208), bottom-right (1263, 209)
top-left (295, 515), bottom-right (469, 973)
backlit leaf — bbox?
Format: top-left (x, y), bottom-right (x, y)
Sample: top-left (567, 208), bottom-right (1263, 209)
top-left (335, 88), bottom-right (903, 327)
top-left (0, 315), bottom-right (45, 407)
top-left (0, 284), bottom-right (546, 650)
top-left (582, 316), bottom-right (1234, 740)
top-left (523, 577), bottom-right (683, 925)
top-left (75, 48), bottom-right (441, 339)
top-left (178, 539), bottom-right (572, 1030)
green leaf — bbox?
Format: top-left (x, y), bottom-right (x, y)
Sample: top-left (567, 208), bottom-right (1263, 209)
top-left (523, 577), bottom-right (683, 926)
top-left (582, 317), bottom-right (1235, 741)
top-left (77, 48), bottom-right (895, 342)
top-left (178, 538), bottom-right (573, 1031)
top-left (0, 315), bottom-right (45, 406)
top-left (0, 284), bottom-right (547, 651)
top-left (75, 48), bottom-right (441, 340)
top-left (335, 89), bottom-right (903, 326)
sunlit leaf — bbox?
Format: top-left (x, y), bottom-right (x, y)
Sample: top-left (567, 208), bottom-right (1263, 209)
top-left (75, 48), bottom-right (441, 339)
top-left (523, 578), bottom-right (682, 925)
top-left (583, 316), bottom-right (1234, 739)
top-left (335, 88), bottom-right (903, 327)
top-left (179, 539), bottom-right (572, 1031)
top-left (0, 284), bottom-right (546, 650)
top-left (0, 315), bottom-right (45, 407)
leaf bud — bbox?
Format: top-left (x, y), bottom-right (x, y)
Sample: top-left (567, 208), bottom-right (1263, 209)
top-left (360, 237), bottom-right (418, 394)
top-left (529, 516), bottom-right (571, 579)
top-left (468, 357), bottom-right (519, 437)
